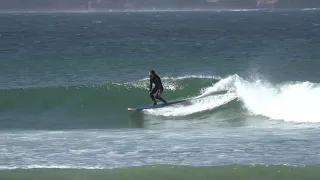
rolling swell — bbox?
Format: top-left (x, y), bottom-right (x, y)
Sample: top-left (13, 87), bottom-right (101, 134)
top-left (0, 76), bottom-right (221, 129)
top-left (1, 165), bottom-right (319, 180)
top-left (0, 76), bottom-right (218, 113)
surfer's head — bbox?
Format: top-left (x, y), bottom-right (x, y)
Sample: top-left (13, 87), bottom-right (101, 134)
top-left (149, 70), bottom-right (155, 77)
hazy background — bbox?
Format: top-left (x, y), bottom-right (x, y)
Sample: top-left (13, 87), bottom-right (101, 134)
top-left (0, 0), bottom-right (319, 11)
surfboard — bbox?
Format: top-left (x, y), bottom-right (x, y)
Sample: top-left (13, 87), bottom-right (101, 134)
top-left (127, 100), bottom-right (186, 111)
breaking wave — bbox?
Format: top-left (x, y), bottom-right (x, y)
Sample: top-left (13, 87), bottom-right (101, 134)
top-left (1, 74), bottom-right (320, 124)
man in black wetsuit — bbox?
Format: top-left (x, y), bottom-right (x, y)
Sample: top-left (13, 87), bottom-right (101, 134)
top-left (149, 70), bottom-right (168, 105)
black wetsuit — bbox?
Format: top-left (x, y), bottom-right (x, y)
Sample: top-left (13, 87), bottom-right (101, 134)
top-left (150, 74), bottom-right (163, 94)
top-left (149, 74), bottom-right (167, 105)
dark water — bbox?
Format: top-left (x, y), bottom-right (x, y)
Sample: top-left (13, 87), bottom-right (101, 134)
top-left (1, 9), bottom-right (320, 179)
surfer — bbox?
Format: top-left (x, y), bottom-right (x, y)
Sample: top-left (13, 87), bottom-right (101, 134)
top-left (149, 70), bottom-right (167, 105)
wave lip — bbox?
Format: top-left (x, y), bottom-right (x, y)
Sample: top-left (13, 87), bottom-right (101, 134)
top-left (145, 93), bottom-right (237, 117)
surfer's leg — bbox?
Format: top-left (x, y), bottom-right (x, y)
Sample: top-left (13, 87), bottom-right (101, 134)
top-left (155, 89), bottom-right (167, 104)
top-left (149, 88), bottom-right (157, 105)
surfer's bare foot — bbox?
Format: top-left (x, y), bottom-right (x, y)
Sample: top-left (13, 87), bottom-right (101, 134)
top-left (153, 102), bottom-right (157, 105)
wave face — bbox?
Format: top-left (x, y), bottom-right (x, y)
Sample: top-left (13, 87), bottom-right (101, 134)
top-left (0, 76), bottom-right (218, 113)
top-left (1, 165), bottom-right (319, 180)
top-left (1, 75), bottom-right (320, 129)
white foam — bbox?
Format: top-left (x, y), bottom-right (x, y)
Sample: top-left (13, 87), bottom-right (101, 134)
top-left (127, 75), bottom-right (220, 91)
top-left (124, 80), bottom-right (180, 91)
top-left (145, 93), bottom-right (237, 116)
top-left (302, 8), bottom-right (318, 11)
top-left (235, 79), bottom-right (320, 123)
top-left (229, 9), bottom-right (260, 12)
top-left (137, 75), bottom-right (220, 82)
top-left (161, 75), bottom-right (221, 80)
top-left (197, 75), bottom-right (239, 98)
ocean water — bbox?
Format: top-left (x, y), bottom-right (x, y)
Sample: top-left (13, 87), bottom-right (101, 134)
top-left (1, 9), bottom-right (320, 179)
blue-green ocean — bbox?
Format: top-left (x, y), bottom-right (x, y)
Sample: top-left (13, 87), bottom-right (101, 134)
top-left (1, 9), bottom-right (320, 180)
